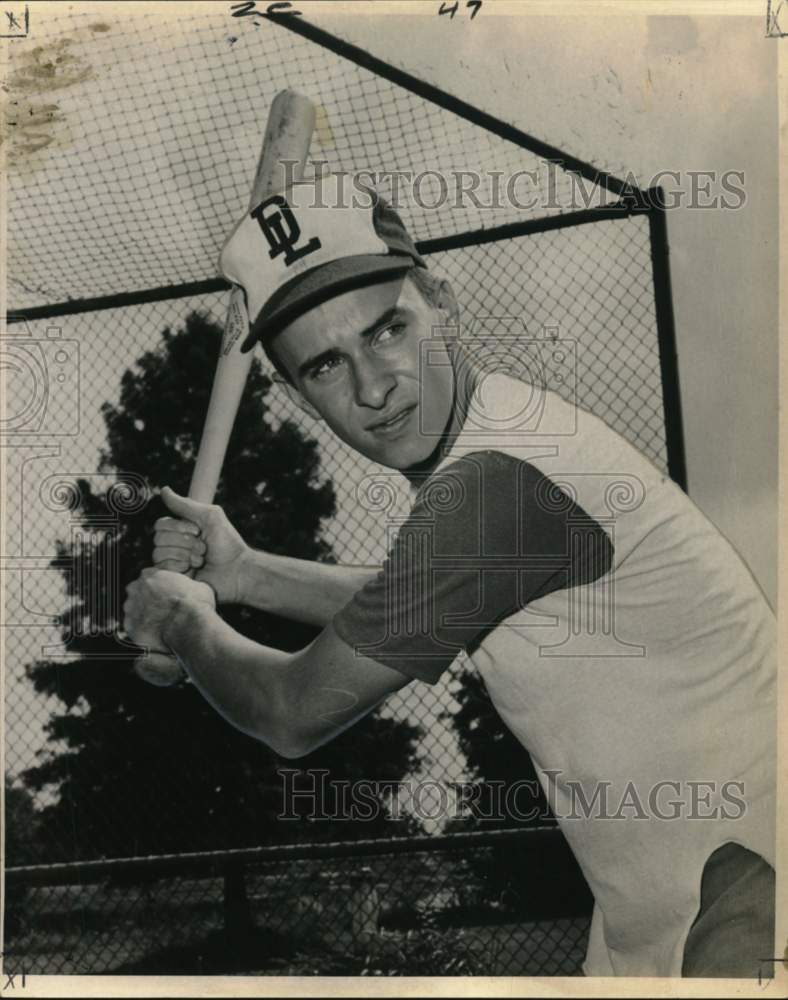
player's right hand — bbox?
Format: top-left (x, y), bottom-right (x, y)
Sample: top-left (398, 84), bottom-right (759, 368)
top-left (153, 486), bottom-right (250, 605)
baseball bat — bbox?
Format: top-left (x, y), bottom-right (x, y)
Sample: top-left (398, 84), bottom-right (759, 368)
top-left (191, 89), bottom-right (317, 501)
top-left (134, 90), bottom-right (316, 686)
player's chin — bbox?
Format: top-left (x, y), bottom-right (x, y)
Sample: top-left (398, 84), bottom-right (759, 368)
top-left (362, 432), bottom-right (436, 471)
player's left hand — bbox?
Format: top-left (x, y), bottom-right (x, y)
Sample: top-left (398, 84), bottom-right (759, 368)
top-left (124, 567), bottom-right (216, 653)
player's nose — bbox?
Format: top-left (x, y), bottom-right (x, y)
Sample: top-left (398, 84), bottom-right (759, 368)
top-left (352, 356), bottom-right (396, 410)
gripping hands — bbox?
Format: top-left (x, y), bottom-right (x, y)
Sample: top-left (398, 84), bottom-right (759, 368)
top-left (128, 488), bottom-right (250, 687)
top-left (153, 486), bottom-right (250, 605)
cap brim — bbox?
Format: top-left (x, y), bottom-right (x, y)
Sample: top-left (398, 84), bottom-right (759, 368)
top-left (241, 255), bottom-right (415, 353)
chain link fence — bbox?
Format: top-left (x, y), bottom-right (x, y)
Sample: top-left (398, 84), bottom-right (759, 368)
top-left (4, 5), bottom-right (684, 976)
top-left (5, 829), bottom-right (591, 976)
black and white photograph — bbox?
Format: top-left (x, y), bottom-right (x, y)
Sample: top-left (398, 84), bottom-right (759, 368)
top-left (1, 0), bottom-right (784, 993)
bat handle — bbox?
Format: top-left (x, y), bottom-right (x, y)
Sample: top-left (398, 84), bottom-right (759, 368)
top-left (132, 291), bottom-right (247, 686)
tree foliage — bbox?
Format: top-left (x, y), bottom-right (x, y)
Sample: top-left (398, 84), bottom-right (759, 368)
top-left (20, 311), bottom-right (421, 862)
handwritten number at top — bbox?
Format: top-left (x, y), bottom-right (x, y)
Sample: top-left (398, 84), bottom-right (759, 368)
top-left (439, 1), bottom-right (483, 19)
top-left (230, 2), bottom-right (482, 23)
top-left (230, 1), bottom-right (303, 20)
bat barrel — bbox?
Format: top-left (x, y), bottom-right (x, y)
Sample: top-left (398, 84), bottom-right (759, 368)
top-left (188, 89), bottom-right (317, 506)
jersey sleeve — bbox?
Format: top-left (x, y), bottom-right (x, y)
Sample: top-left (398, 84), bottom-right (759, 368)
top-left (332, 450), bottom-right (614, 684)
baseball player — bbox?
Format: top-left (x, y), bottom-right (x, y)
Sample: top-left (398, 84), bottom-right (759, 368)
top-left (124, 174), bottom-right (776, 977)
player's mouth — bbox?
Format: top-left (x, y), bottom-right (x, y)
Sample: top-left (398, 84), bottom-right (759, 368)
top-left (367, 403), bottom-right (417, 438)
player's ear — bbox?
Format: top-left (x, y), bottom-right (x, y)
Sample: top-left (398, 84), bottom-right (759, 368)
top-left (273, 373), bottom-right (321, 420)
top-left (435, 279), bottom-right (460, 326)
top-left (430, 279), bottom-right (460, 347)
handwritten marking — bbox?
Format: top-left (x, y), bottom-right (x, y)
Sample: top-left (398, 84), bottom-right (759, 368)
top-left (438, 0), bottom-right (482, 19)
top-left (230, 0), bottom-right (303, 20)
top-left (766, 0), bottom-right (786, 36)
top-left (756, 954), bottom-right (788, 987)
top-left (266, 1), bottom-right (301, 13)
top-left (1, 3), bottom-right (29, 38)
top-left (0, 953), bottom-right (27, 989)
top-left (230, 1), bottom-right (259, 16)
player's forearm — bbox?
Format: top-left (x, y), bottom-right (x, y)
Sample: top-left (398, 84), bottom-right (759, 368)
top-left (238, 550), bottom-right (378, 626)
top-left (163, 600), bottom-right (298, 755)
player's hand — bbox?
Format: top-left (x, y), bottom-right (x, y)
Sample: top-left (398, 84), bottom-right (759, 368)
top-left (124, 568), bottom-right (216, 684)
top-left (153, 486), bottom-right (250, 604)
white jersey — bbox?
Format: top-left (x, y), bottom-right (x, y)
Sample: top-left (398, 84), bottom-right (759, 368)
top-left (335, 372), bottom-right (776, 976)
top-left (448, 375), bottom-right (776, 976)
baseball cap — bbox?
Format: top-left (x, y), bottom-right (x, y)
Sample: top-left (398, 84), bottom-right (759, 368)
top-left (218, 172), bottom-right (427, 354)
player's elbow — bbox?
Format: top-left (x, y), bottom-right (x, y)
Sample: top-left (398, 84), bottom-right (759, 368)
top-left (248, 718), bottom-right (311, 759)
top-left (247, 679), bottom-right (325, 759)
top-left (260, 725), bottom-right (327, 760)
top-left (271, 737), bottom-right (314, 760)
top-left (264, 715), bottom-right (338, 759)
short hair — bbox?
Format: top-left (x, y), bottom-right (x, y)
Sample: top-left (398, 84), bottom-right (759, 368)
top-left (406, 266), bottom-right (445, 307)
top-left (265, 268), bottom-right (446, 386)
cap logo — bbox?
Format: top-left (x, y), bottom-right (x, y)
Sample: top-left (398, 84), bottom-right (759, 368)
top-left (219, 174), bottom-right (414, 339)
top-left (251, 194), bottom-right (322, 268)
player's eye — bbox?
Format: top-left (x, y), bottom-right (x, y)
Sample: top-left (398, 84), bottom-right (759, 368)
top-left (308, 356), bottom-right (345, 381)
top-left (372, 323), bottom-right (406, 346)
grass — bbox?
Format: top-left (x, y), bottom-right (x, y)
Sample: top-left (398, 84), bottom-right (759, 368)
top-left (4, 870), bottom-right (591, 976)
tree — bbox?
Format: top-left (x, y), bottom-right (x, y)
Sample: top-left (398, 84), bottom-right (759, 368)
top-left (5, 777), bottom-right (43, 866)
top-left (4, 778), bottom-right (43, 938)
top-left (21, 311), bottom-right (421, 862)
